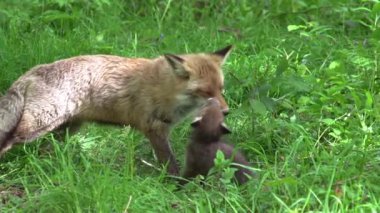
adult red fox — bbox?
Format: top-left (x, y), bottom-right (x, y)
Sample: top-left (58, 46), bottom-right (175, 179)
top-left (0, 46), bottom-right (232, 175)
top-left (182, 98), bottom-right (254, 184)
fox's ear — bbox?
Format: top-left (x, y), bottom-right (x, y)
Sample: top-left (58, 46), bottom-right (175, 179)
top-left (212, 45), bottom-right (233, 65)
top-left (220, 122), bottom-right (231, 134)
top-left (164, 54), bottom-right (189, 79)
top-left (191, 116), bottom-right (202, 127)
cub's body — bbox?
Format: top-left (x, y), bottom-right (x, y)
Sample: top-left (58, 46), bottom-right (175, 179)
top-left (183, 98), bottom-right (253, 184)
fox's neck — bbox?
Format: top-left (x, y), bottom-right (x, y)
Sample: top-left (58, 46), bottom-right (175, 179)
top-left (147, 58), bottom-right (205, 124)
top-left (191, 131), bottom-right (222, 144)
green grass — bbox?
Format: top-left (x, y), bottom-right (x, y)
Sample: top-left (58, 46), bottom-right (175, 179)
top-left (1, 0), bottom-right (380, 212)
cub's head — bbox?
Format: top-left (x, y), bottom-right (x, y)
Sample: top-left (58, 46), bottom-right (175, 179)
top-left (190, 98), bottom-right (231, 143)
top-left (165, 45), bottom-right (232, 119)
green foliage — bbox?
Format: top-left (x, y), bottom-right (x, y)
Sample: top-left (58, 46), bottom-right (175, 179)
top-left (1, 0), bottom-right (380, 212)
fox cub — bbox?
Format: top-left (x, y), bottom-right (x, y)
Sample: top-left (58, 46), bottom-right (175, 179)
top-left (182, 98), bottom-right (254, 185)
top-left (0, 46), bottom-right (233, 175)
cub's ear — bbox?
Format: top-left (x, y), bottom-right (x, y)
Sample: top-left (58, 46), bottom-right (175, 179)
top-left (212, 45), bottom-right (233, 65)
top-left (220, 122), bottom-right (231, 134)
top-left (191, 116), bottom-right (202, 127)
top-left (164, 54), bottom-right (189, 79)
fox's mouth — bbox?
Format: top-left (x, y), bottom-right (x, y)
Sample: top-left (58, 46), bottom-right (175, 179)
top-left (206, 97), bottom-right (220, 107)
top-left (174, 93), bottom-right (206, 120)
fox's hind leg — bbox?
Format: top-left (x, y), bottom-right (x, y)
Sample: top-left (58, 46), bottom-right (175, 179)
top-left (0, 98), bottom-right (72, 155)
top-left (0, 88), bottom-right (25, 155)
top-left (0, 115), bottom-right (69, 155)
top-left (53, 121), bottom-right (83, 141)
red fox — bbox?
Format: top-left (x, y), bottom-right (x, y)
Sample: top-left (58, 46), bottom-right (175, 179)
top-left (0, 46), bottom-right (232, 175)
top-left (182, 98), bottom-right (254, 184)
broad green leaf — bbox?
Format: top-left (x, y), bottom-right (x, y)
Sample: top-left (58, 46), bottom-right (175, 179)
top-left (372, 28), bottom-right (380, 40)
top-left (287, 25), bottom-right (306, 32)
top-left (372, 3), bottom-right (380, 15)
top-left (321, 118), bottom-right (335, 126)
top-left (365, 91), bottom-right (373, 109)
top-left (328, 61), bottom-right (341, 70)
top-left (249, 99), bottom-right (268, 115)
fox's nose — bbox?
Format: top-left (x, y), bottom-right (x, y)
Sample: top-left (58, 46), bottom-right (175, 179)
top-left (222, 108), bottom-right (229, 116)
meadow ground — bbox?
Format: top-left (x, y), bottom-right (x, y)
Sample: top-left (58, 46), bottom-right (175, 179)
top-left (1, 1), bottom-right (380, 212)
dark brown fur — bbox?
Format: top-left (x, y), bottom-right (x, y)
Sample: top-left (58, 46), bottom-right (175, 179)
top-left (182, 98), bottom-right (254, 185)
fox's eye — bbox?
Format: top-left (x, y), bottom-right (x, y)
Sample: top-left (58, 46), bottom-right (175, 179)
top-left (197, 89), bottom-right (213, 97)
top-left (206, 91), bottom-right (213, 96)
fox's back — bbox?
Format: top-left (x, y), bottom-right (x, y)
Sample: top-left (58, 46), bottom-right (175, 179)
top-left (18, 55), bottom-right (150, 87)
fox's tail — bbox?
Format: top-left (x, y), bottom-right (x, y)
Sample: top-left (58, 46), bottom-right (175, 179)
top-left (0, 87), bottom-right (25, 150)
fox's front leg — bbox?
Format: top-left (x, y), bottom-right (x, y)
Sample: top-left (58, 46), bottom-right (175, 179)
top-left (146, 125), bottom-right (180, 175)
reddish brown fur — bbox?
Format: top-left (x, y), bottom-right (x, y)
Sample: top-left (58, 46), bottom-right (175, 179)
top-left (0, 46), bottom-right (233, 175)
top-left (182, 98), bottom-right (254, 184)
